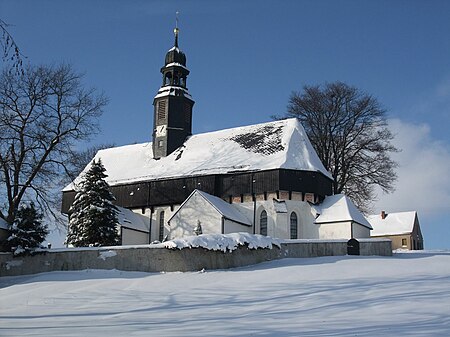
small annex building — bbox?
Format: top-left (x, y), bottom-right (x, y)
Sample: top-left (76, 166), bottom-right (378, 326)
top-left (169, 190), bottom-right (252, 238)
top-left (116, 206), bottom-right (150, 245)
top-left (61, 25), bottom-right (373, 244)
top-left (367, 211), bottom-right (424, 250)
top-left (312, 194), bottom-right (373, 239)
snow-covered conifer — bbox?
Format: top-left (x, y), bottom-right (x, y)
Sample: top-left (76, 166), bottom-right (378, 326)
top-left (7, 203), bottom-right (48, 256)
top-left (65, 159), bottom-right (119, 247)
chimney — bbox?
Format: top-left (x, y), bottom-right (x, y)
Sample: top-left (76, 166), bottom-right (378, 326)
top-left (381, 210), bottom-right (386, 219)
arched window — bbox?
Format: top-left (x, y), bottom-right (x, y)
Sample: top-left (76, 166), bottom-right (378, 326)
top-left (290, 212), bottom-right (298, 239)
top-left (159, 211), bottom-right (165, 242)
top-left (164, 73), bottom-right (172, 85)
top-left (260, 210), bottom-right (267, 236)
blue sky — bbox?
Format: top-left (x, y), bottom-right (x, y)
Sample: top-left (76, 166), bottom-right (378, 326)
top-left (2, 0), bottom-right (450, 249)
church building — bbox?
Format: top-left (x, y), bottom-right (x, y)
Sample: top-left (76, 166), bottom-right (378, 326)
top-left (62, 26), bottom-right (372, 244)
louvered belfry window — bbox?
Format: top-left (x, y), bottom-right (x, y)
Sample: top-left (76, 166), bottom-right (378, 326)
top-left (158, 100), bottom-right (166, 121)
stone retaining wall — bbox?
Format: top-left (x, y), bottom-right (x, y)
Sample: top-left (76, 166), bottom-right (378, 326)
top-left (0, 239), bottom-right (392, 277)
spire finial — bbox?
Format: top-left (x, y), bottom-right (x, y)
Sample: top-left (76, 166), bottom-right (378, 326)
top-left (174, 11), bottom-right (180, 47)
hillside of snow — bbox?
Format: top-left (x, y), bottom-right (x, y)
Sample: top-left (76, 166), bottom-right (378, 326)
top-left (1, 251), bottom-right (449, 336)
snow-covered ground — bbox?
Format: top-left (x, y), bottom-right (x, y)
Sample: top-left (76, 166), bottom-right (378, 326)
top-left (1, 251), bottom-right (449, 336)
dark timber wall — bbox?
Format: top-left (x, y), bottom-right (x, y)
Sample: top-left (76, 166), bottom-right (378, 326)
top-left (62, 169), bottom-right (333, 213)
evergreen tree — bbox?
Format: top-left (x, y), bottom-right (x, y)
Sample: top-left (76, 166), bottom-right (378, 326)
top-left (65, 159), bottom-right (119, 247)
top-left (7, 203), bottom-right (48, 256)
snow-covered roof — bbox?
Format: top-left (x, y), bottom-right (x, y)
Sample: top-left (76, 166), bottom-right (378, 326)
top-left (367, 211), bottom-right (417, 236)
top-left (168, 46), bottom-right (180, 52)
top-left (0, 217), bottom-right (9, 230)
top-left (64, 118), bottom-right (332, 191)
top-left (154, 86), bottom-right (193, 100)
top-left (180, 189), bottom-right (251, 226)
top-left (116, 206), bottom-right (149, 233)
top-left (164, 62), bottom-right (188, 70)
top-left (313, 194), bottom-right (372, 229)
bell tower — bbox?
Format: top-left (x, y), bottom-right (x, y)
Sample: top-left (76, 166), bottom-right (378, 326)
top-left (152, 21), bottom-right (195, 159)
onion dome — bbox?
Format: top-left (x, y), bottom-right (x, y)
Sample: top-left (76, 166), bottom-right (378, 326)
top-left (164, 27), bottom-right (187, 66)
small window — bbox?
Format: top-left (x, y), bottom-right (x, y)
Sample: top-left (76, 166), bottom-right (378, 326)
top-left (402, 238), bottom-right (407, 246)
top-left (290, 212), bottom-right (298, 239)
top-left (260, 210), bottom-right (267, 236)
top-left (159, 211), bottom-right (165, 242)
top-left (158, 140), bottom-right (164, 147)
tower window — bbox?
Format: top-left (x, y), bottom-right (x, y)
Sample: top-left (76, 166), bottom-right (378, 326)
top-left (158, 140), bottom-right (164, 147)
top-left (260, 210), bottom-right (267, 236)
top-left (159, 211), bottom-right (165, 242)
top-left (158, 100), bottom-right (166, 120)
top-left (164, 73), bottom-right (172, 86)
top-left (290, 212), bottom-right (298, 239)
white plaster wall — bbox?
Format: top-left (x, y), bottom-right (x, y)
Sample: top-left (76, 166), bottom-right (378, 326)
top-left (231, 200), bottom-right (319, 239)
top-left (317, 221), bottom-right (352, 239)
top-left (121, 227), bottom-right (149, 245)
top-left (141, 205), bottom-right (179, 242)
top-left (273, 211), bottom-right (288, 239)
top-left (169, 193), bottom-right (222, 239)
top-left (352, 223), bottom-right (371, 238)
top-left (284, 200), bottom-right (318, 239)
top-left (224, 219), bottom-right (252, 234)
top-left (133, 198), bottom-right (364, 241)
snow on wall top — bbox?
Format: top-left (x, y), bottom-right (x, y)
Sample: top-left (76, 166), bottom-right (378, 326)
top-left (367, 211), bottom-right (417, 236)
top-left (162, 232), bottom-right (281, 252)
top-left (116, 206), bottom-right (149, 233)
top-left (64, 118), bottom-right (331, 191)
top-left (191, 190), bottom-right (251, 226)
top-left (313, 194), bottom-right (372, 229)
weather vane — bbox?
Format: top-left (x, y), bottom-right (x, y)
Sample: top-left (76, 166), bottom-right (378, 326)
top-left (174, 11), bottom-right (180, 46)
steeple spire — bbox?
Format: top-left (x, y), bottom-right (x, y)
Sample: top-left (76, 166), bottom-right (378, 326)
top-left (174, 11), bottom-right (179, 48)
top-left (152, 14), bottom-right (195, 159)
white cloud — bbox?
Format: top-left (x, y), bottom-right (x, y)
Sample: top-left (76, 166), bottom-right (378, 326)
top-left (374, 119), bottom-right (450, 215)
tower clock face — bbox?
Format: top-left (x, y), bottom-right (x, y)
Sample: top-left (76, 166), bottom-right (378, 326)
top-left (155, 124), bottom-right (167, 137)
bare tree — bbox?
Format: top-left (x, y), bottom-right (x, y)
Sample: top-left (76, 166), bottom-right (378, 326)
top-left (280, 82), bottom-right (397, 212)
top-left (67, 143), bottom-right (116, 180)
top-left (1, 19), bottom-right (25, 73)
top-left (0, 63), bottom-right (108, 225)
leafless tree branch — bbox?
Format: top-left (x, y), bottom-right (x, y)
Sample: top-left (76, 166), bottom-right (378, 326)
top-left (0, 63), bottom-right (108, 224)
top-left (278, 81), bottom-right (398, 213)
